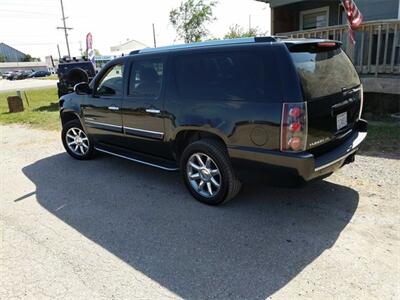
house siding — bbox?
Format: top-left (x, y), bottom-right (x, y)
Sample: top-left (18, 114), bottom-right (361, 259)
top-left (264, 0), bottom-right (400, 34)
top-left (356, 0), bottom-right (399, 21)
top-left (272, 1), bottom-right (341, 34)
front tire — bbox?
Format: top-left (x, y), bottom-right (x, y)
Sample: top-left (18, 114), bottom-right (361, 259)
top-left (180, 139), bottom-right (241, 205)
top-left (61, 119), bottom-right (94, 160)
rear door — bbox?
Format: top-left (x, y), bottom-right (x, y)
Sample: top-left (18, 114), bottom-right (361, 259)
top-left (288, 42), bottom-right (362, 150)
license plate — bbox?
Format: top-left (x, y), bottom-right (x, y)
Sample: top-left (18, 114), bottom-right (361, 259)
top-left (337, 111), bottom-right (348, 130)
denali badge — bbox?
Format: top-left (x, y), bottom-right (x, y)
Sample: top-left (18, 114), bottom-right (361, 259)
top-left (309, 137), bottom-right (331, 147)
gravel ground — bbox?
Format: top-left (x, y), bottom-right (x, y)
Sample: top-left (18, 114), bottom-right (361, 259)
top-left (0, 124), bottom-right (399, 300)
top-left (0, 79), bottom-right (56, 93)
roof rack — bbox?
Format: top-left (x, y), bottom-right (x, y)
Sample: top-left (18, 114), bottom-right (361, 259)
top-left (129, 36), bottom-right (278, 55)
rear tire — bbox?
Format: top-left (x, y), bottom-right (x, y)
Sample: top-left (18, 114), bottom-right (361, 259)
top-left (180, 139), bottom-right (241, 205)
top-left (62, 119), bottom-right (94, 160)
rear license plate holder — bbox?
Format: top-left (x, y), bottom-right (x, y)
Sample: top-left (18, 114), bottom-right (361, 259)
top-left (337, 111), bottom-right (348, 130)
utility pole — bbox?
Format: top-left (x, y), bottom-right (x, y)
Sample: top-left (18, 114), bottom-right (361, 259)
top-left (57, 44), bottom-right (61, 60)
top-left (152, 23), bottom-right (157, 48)
top-left (57, 0), bottom-right (73, 58)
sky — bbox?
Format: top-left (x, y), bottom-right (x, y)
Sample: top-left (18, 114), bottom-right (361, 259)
top-left (0, 0), bottom-right (270, 60)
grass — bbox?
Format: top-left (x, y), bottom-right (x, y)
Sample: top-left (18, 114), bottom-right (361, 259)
top-left (360, 120), bottom-right (400, 155)
top-left (36, 75), bottom-right (58, 80)
top-left (0, 87), bottom-right (60, 131)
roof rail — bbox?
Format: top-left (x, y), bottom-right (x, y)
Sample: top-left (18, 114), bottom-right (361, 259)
top-left (129, 36), bottom-right (278, 55)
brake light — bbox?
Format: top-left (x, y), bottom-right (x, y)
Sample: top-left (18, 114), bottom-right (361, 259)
top-left (281, 102), bottom-right (308, 152)
top-left (289, 122), bottom-right (301, 132)
top-left (359, 85), bottom-right (364, 119)
top-left (317, 42), bottom-right (337, 47)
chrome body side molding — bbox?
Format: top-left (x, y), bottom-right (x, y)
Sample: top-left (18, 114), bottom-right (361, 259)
top-left (85, 120), bottom-right (123, 131)
top-left (123, 126), bottom-right (164, 140)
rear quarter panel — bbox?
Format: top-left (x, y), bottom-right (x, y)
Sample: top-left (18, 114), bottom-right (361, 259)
top-left (163, 43), bottom-right (302, 153)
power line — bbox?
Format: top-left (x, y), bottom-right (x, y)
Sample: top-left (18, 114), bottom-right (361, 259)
top-left (0, 9), bottom-right (59, 16)
top-left (3, 41), bottom-right (78, 46)
top-left (0, 3), bottom-right (58, 8)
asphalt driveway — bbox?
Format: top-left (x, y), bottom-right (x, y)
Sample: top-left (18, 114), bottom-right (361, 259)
top-left (0, 125), bottom-right (399, 299)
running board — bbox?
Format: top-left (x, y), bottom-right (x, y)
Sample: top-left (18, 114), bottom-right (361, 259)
top-left (94, 146), bottom-right (179, 171)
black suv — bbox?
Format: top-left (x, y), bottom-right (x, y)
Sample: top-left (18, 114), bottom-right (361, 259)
top-left (59, 37), bottom-right (367, 205)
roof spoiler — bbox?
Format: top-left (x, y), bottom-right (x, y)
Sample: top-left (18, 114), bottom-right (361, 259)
top-left (286, 40), bottom-right (342, 52)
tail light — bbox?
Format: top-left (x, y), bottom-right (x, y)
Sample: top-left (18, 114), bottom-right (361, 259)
top-left (359, 85), bottom-right (364, 119)
top-left (281, 102), bottom-right (308, 152)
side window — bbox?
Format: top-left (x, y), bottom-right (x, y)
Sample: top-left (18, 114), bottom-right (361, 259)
top-left (97, 64), bottom-right (124, 96)
top-left (174, 51), bottom-right (270, 101)
top-left (129, 59), bottom-right (163, 98)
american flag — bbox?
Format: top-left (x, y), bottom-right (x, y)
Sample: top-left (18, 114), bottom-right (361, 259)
top-left (342, 0), bottom-right (363, 44)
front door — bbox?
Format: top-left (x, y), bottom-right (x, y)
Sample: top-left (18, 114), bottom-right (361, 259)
top-left (82, 63), bottom-right (124, 146)
top-left (121, 56), bottom-right (168, 157)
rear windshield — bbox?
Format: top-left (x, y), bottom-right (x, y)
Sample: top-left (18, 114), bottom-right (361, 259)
top-left (290, 47), bottom-right (360, 99)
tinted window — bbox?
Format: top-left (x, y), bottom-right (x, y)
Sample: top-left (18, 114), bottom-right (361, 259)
top-left (174, 51), bottom-right (272, 101)
top-left (97, 64), bottom-right (124, 96)
top-left (290, 48), bottom-right (360, 99)
top-left (129, 59), bottom-right (163, 98)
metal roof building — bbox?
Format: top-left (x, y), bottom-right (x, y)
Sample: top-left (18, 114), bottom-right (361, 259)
top-left (0, 43), bottom-right (27, 62)
top-left (0, 62), bottom-right (48, 73)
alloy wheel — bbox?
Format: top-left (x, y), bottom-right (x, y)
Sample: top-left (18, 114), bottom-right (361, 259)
top-left (186, 153), bottom-right (221, 198)
top-left (65, 127), bottom-right (89, 156)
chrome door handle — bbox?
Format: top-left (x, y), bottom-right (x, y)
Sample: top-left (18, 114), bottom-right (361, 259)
top-left (108, 106), bottom-right (119, 111)
top-left (145, 108), bottom-right (160, 114)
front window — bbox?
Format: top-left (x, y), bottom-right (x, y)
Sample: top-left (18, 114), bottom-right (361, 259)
top-left (96, 64), bottom-right (124, 96)
top-left (300, 7), bottom-right (329, 30)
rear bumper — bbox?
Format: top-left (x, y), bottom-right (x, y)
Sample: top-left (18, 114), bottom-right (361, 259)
top-left (228, 120), bottom-right (367, 182)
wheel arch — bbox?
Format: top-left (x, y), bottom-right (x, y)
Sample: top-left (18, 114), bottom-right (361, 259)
top-left (172, 128), bottom-right (228, 160)
top-left (60, 110), bottom-right (83, 127)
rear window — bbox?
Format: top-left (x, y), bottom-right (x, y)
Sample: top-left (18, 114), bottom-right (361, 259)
top-left (174, 50), bottom-right (280, 102)
top-left (290, 47), bottom-right (360, 99)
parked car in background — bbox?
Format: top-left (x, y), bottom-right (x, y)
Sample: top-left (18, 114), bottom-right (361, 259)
top-left (59, 37), bottom-right (367, 205)
top-left (2, 71), bottom-right (17, 80)
top-left (28, 70), bottom-right (51, 78)
top-left (8, 70), bottom-right (33, 80)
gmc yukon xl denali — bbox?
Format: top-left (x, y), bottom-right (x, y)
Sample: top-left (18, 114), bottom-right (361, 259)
top-left (59, 37), bottom-right (367, 205)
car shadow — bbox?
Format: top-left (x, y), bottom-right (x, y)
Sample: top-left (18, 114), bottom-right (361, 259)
top-left (22, 153), bottom-right (359, 299)
top-left (33, 102), bottom-right (59, 112)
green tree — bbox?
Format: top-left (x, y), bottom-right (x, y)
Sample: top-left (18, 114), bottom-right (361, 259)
top-left (0, 54), bottom-right (6, 62)
top-left (22, 54), bottom-right (41, 62)
top-left (169, 0), bottom-right (217, 43)
top-left (224, 24), bottom-right (265, 39)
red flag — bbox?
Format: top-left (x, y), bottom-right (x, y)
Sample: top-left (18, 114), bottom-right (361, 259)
top-left (342, 0), bottom-right (363, 44)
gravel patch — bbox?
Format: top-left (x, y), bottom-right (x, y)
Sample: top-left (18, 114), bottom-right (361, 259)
top-left (1, 124), bottom-right (399, 299)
